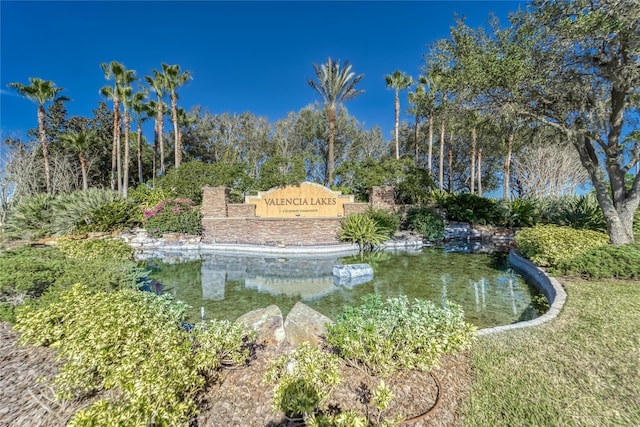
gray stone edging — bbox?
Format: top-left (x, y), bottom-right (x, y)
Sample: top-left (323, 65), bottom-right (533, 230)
top-left (477, 250), bottom-right (567, 335)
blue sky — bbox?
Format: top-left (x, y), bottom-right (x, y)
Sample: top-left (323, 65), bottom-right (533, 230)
top-left (1, 1), bottom-right (525, 144)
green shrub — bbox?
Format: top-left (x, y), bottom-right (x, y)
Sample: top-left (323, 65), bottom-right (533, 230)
top-left (57, 238), bottom-right (134, 261)
top-left (496, 198), bottom-right (541, 228)
top-left (54, 259), bottom-right (146, 292)
top-left (128, 185), bottom-right (172, 209)
top-left (325, 294), bottom-right (477, 376)
top-left (367, 208), bottom-right (400, 238)
top-left (515, 225), bottom-right (609, 267)
top-left (405, 207), bottom-right (445, 240)
top-left (78, 199), bottom-right (142, 233)
top-left (50, 189), bottom-right (121, 236)
top-left (440, 193), bottom-right (499, 225)
top-left (552, 243), bottom-right (640, 279)
top-left (0, 246), bottom-right (66, 299)
top-left (144, 198), bottom-right (203, 237)
top-left (540, 194), bottom-right (606, 231)
top-left (264, 343), bottom-right (342, 418)
top-left (16, 284), bottom-right (254, 426)
top-left (5, 193), bottom-right (55, 239)
top-left (0, 302), bottom-right (17, 323)
top-left (339, 213), bottom-right (390, 252)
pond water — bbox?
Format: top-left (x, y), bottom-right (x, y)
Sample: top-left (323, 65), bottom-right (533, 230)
top-left (142, 246), bottom-right (544, 329)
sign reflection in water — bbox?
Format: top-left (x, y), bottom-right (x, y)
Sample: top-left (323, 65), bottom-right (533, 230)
top-left (144, 247), bottom-right (544, 329)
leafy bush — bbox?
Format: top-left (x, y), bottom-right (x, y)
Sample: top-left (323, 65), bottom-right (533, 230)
top-left (515, 225), bottom-right (609, 267)
top-left (128, 185), bottom-right (172, 209)
top-left (144, 198), bottom-right (203, 237)
top-left (552, 243), bottom-right (640, 279)
top-left (496, 198), bottom-right (541, 228)
top-left (5, 193), bottom-right (55, 239)
top-left (54, 259), bottom-right (146, 292)
top-left (78, 199), bottom-right (142, 233)
top-left (0, 246), bottom-right (66, 299)
top-left (367, 208), bottom-right (400, 238)
top-left (264, 343), bottom-right (342, 418)
top-left (50, 189), bottom-right (121, 236)
top-left (257, 155), bottom-right (306, 190)
top-left (325, 294), bottom-right (477, 376)
top-left (339, 213), bottom-right (390, 251)
top-left (404, 207), bottom-right (445, 241)
top-left (157, 160), bottom-right (252, 204)
top-left (540, 194), bottom-right (606, 231)
top-left (57, 238), bottom-right (134, 261)
top-left (16, 284), bottom-right (254, 426)
top-left (439, 193), bottom-right (499, 225)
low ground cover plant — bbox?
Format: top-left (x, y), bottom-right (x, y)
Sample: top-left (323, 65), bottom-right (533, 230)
top-left (325, 294), bottom-right (476, 376)
top-left (16, 284), bottom-right (255, 426)
top-left (515, 224), bottom-right (609, 267)
top-left (552, 243), bottom-right (640, 279)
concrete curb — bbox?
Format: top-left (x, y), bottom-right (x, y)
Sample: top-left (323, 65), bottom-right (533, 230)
top-left (477, 250), bottom-right (567, 335)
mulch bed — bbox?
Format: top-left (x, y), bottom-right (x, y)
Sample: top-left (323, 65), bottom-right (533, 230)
top-left (1, 322), bottom-right (472, 426)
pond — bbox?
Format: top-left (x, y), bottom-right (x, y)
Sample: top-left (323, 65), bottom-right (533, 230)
top-left (142, 246), bottom-right (545, 329)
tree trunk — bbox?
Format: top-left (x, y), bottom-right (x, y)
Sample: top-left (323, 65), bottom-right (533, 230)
top-left (137, 121), bottom-right (143, 185)
top-left (327, 105), bottom-right (336, 186)
top-left (572, 132), bottom-right (639, 244)
top-left (111, 97), bottom-right (120, 192)
top-left (394, 91), bottom-right (400, 160)
top-left (470, 127), bottom-right (477, 194)
top-left (477, 147), bottom-right (483, 197)
top-left (503, 131), bottom-right (514, 200)
top-left (37, 105), bottom-right (52, 194)
top-left (439, 120), bottom-right (445, 192)
top-left (79, 155), bottom-right (89, 191)
top-left (448, 145), bottom-right (454, 193)
top-left (171, 92), bottom-right (181, 169)
top-left (428, 115), bottom-right (434, 175)
top-left (123, 111), bottom-right (130, 198)
top-left (414, 115), bottom-right (420, 165)
top-left (157, 95), bottom-right (165, 176)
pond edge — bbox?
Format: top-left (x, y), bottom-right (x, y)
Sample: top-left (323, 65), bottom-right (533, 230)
top-left (477, 250), bottom-right (567, 336)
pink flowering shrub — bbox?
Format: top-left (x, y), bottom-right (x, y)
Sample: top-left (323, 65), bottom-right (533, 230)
top-left (144, 198), bottom-right (202, 237)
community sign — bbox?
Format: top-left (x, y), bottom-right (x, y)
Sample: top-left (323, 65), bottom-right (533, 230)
top-left (245, 182), bottom-right (354, 218)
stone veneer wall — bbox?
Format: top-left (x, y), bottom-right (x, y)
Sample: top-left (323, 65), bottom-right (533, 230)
top-left (201, 187), bottom-right (388, 246)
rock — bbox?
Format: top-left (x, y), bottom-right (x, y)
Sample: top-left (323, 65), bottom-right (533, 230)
top-left (332, 263), bottom-right (374, 279)
top-left (236, 305), bottom-right (285, 345)
top-left (333, 274), bottom-right (373, 288)
top-left (283, 302), bottom-right (333, 347)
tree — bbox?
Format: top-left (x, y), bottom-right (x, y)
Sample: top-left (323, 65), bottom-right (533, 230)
top-left (308, 58), bottom-right (364, 186)
top-left (130, 90), bottom-right (150, 185)
top-left (385, 70), bottom-right (414, 160)
top-left (161, 63), bottom-right (192, 169)
top-left (60, 130), bottom-right (94, 190)
top-left (145, 70), bottom-right (167, 176)
top-left (8, 78), bottom-right (69, 194)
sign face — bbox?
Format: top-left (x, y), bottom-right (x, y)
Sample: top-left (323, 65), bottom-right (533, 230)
top-left (245, 182), bottom-right (354, 218)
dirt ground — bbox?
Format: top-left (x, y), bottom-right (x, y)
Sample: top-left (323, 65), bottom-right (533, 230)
top-left (0, 322), bottom-right (472, 427)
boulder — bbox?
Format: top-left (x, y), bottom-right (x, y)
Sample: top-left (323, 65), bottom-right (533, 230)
top-left (283, 302), bottom-right (333, 347)
top-left (333, 274), bottom-right (373, 288)
top-left (236, 305), bottom-right (285, 346)
top-left (332, 263), bottom-right (374, 279)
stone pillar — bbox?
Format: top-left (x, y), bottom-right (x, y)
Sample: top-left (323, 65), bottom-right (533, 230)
top-left (369, 186), bottom-right (395, 211)
top-left (201, 186), bottom-right (229, 218)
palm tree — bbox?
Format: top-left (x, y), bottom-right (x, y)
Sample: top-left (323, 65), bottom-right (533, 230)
top-left (60, 130), bottom-right (93, 190)
top-left (385, 70), bottom-right (414, 160)
top-left (145, 70), bottom-right (167, 176)
top-left (8, 78), bottom-right (69, 194)
top-left (161, 63), bottom-right (192, 169)
top-left (119, 78), bottom-right (137, 198)
top-left (308, 58), bottom-right (364, 186)
top-left (100, 61), bottom-right (134, 193)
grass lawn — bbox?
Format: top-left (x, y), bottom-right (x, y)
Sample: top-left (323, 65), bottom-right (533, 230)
top-left (459, 278), bottom-right (640, 426)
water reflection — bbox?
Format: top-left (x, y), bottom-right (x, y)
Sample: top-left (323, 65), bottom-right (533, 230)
top-left (142, 245), bottom-right (542, 328)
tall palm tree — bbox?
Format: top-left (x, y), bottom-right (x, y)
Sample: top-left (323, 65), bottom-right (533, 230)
top-left (161, 63), bottom-right (192, 169)
top-left (119, 77), bottom-right (137, 198)
top-left (308, 58), bottom-right (364, 186)
top-left (100, 61), bottom-right (134, 193)
top-left (145, 70), bottom-right (167, 176)
top-left (385, 70), bottom-right (414, 160)
top-left (8, 78), bottom-right (69, 194)
top-left (60, 130), bottom-right (93, 190)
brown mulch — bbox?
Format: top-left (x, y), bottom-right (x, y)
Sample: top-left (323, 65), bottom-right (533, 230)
top-left (0, 322), bottom-right (472, 427)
